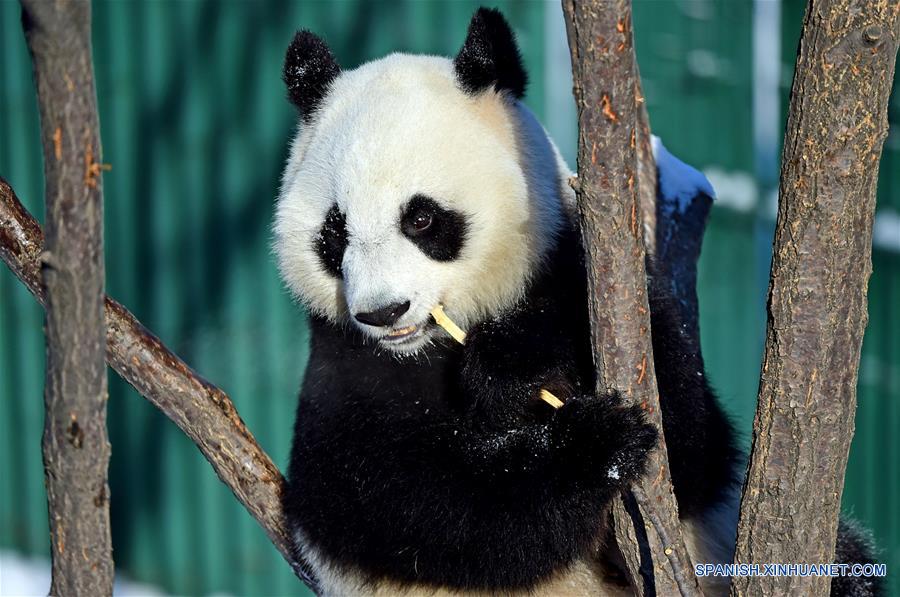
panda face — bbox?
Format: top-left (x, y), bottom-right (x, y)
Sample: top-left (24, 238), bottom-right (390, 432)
top-left (275, 28), bottom-right (571, 355)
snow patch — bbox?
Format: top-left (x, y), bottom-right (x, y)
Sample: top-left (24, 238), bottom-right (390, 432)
top-left (652, 136), bottom-right (716, 215)
top-left (0, 550), bottom-right (233, 597)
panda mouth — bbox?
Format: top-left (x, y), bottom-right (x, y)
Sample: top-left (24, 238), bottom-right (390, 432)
top-left (383, 324), bottom-right (420, 342)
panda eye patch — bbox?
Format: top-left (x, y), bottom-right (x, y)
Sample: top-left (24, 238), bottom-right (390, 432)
top-left (401, 194), bottom-right (468, 261)
top-left (314, 204), bottom-right (348, 278)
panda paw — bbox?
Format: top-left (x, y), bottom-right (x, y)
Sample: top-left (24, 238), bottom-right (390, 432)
top-left (550, 393), bottom-right (657, 489)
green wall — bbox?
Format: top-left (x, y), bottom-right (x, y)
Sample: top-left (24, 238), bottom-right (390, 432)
top-left (1, 1), bottom-right (897, 595)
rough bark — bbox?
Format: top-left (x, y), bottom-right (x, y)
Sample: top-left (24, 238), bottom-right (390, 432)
top-left (732, 2), bottom-right (900, 596)
top-left (634, 74), bottom-right (658, 257)
top-left (562, 1), bottom-right (701, 595)
top-left (19, 1), bottom-right (114, 593)
top-left (0, 179), bottom-right (320, 593)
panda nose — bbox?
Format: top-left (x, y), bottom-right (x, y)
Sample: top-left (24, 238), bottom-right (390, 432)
top-left (354, 301), bottom-right (411, 328)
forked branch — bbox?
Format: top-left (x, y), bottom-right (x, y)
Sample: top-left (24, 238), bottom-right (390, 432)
top-left (0, 179), bottom-right (319, 593)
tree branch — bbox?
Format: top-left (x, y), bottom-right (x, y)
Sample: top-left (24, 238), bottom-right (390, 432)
top-left (0, 178), bottom-right (319, 593)
top-left (732, 2), bottom-right (900, 595)
top-left (561, 1), bottom-right (701, 595)
top-left (19, 0), bottom-right (113, 593)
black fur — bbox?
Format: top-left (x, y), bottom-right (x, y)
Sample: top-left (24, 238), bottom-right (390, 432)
top-left (454, 8), bottom-right (528, 99)
top-left (283, 30), bottom-right (341, 121)
top-left (314, 204), bottom-right (348, 278)
top-left (288, 197), bottom-right (882, 592)
top-left (401, 194), bottom-right (469, 261)
top-left (646, 274), bottom-right (743, 517)
top-left (831, 518), bottom-right (884, 597)
top-left (286, 222), bottom-right (656, 590)
top-left (284, 212), bottom-right (744, 590)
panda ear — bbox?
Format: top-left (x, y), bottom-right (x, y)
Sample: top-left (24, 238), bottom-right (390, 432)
top-left (453, 8), bottom-right (527, 99)
top-left (283, 30), bottom-right (341, 121)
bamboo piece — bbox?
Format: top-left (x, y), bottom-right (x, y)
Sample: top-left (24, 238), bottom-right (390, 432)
top-left (430, 306), bottom-right (563, 409)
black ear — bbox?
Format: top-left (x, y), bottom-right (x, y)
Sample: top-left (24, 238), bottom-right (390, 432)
top-left (283, 30), bottom-right (341, 121)
top-left (453, 8), bottom-right (527, 99)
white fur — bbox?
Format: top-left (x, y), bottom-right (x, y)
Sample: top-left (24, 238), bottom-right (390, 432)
top-left (296, 523), bottom-right (631, 597)
top-left (299, 489), bottom-right (741, 597)
top-left (275, 54), bottom-right (570, 353)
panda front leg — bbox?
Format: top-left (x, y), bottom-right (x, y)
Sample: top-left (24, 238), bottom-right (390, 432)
top-left (290, 386), bottom-right (656, 593)
top-left (415, 393), bottom-right (657, 590)
top-left (433, 303), bottom-right (658, 588)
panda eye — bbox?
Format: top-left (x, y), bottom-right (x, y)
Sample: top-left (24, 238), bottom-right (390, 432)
top-left (401, 194), bottom-right (468, 261)
top-left (411, 212), bottom-right (433, 233)
top-left (402, 203), bottom-right (435, 237)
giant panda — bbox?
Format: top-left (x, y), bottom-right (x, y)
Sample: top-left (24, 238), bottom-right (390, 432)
top-left (274, 8), bottom-right (880, 596)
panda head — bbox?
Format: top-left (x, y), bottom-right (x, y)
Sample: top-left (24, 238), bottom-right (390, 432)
top-left (275, 8), bottom-right (572, 355)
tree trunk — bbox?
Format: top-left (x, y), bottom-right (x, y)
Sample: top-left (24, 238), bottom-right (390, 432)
top-left (562, 1), bottom-right (701, 595)
top-left (20, 0), bottom-right (114, 594)
top-left (732, 1), bottom-right (900, 596)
